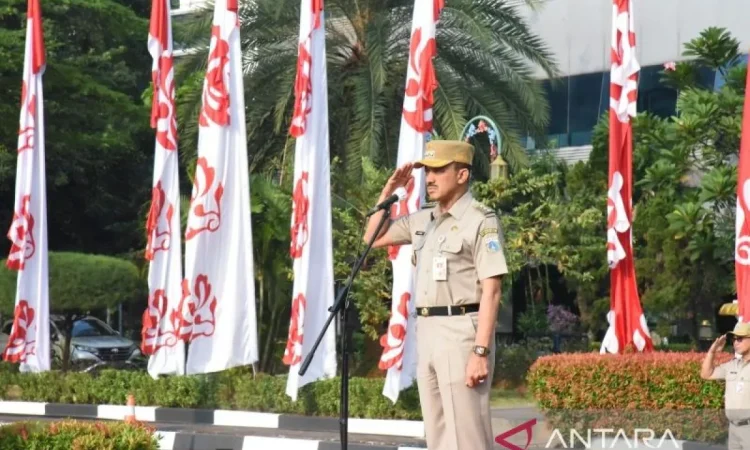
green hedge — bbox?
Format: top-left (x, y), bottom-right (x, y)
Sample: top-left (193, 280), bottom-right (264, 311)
top-left (0, 420), bottom-right (159, 449)
top-left (0, 364), bottom-right (423, 420)
top-left (527, 352), bottom-right (732, 444)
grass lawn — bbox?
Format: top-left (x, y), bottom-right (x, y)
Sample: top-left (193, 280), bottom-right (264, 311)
top-left (490, 384), bottom-right (535, 408)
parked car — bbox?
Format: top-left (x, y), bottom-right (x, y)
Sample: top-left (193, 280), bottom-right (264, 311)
top-left (0, 315), bottom-right (142, 366)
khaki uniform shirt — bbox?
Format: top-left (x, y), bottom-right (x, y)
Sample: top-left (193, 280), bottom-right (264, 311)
top-left (385, 191), bottom-right (508, 308)
top-left (711, 357), bottom-right (750, 422)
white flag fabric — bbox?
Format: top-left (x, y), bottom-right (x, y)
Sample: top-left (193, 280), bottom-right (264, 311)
top-left (140, 0), bottom-right (186, 378)
top-left (283, 0), bottom-right (337, 401)
top-left (3, 0), bottom-right (51, 373)
top-left (181, 0), bottom-right (259, 374)
top-left (379, 0), bottom-right (443, 403)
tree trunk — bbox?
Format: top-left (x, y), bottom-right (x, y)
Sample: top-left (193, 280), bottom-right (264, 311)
top-left (261, 305), bottom-right (280, 372)
top-left (357, 334), bottom-right (383, 378)
top-left (61, 314), bottom-right (75, 372)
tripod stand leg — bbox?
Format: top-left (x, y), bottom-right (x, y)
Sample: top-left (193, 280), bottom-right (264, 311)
top-left (339, 299), bottom-right (349, 450)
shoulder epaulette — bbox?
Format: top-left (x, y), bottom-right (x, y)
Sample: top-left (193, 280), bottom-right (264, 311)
top-left (471, 200), bottom-right (496, 217)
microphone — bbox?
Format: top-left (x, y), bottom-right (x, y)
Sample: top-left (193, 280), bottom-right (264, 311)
top-left (365, 187), bottom-right (408, 217)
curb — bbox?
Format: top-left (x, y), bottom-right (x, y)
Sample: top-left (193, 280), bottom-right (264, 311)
top-left (0, 401), bottom-right (425, 439)
top-left (153, 431), bottom-right (425, 450)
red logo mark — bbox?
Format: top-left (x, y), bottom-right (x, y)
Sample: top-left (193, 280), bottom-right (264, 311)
top-left (141, 289), bottom-right (180, 355)
top-left (7, 195), bottom-right (36, 271)
top-left (378, 292), bottom-right (410, 370)
top-left (290, 43), bottom-right (312, 137)
top-left (17, 81), bottom-right (37, 154)
top-left (177, 274), bottom-right (218, 342)
top-left (495, 418), bottom-right (537, 450)
top-left (145, 182), bottom-right (174, 260)
top-left (282, 293), bottom-right (306, 366)
top-left (290, 172), bottom-right (310, 259)
top-left (151, 56), bottom-right (178, 151)
top-left (2, 300), bottom-right (36, 363)
top-left (387, 176), bottom-right (417, 261)
top-left (186, 158), bottom-right (224, 241)
top-left (403, 27), bottom-right (437, 133)
top-left (199, 26), bottom-right (230, 127)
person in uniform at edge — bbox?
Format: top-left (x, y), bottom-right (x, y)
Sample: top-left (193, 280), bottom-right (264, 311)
top-left (701, 321), bottom-right (750, 449)
top-left (364, 140), bottom-right (508, 450)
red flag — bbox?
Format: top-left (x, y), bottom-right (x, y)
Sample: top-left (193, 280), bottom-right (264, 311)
top-left (601, 0), bottom-right (653, 354)
top-left (735, 54), bottom-right (750, 323)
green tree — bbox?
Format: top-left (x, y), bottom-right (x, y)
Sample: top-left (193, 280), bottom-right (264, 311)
top-left (0, 252), bottom-right (146, 370)
top-left (0, 0), bottom-right (154, 257)
top-left (173, 0), bottom-right (558, 182)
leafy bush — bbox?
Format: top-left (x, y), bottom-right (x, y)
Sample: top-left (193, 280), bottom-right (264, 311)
top-left (546, 305), bottom-right (578, 333)
top-left (527, 352), bottom-right (732, 443)
top-left (0, 420), bottom-right (159, 449)
top-left (494, 342), bottom-right (546, 388)
top-left (0, 252), bottom-right (146, 315)
top-left (0, 365), bottom-right (423, 420)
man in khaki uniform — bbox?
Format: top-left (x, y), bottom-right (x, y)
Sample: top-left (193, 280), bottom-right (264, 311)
top-left (702, 321), bottom-right (750, 449)
top-left (365, 140), bottom-right (508, 450)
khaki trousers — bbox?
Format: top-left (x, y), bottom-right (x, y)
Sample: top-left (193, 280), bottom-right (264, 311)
top-left (416, 312), bottom-right (495, 450)
top-left (728, 424), bottom-right (750, 450)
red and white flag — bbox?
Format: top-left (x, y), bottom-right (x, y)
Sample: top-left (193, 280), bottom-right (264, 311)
top-left (379, 0), bottom-right (443, 403)
top-left (3, 0), bottom-right (51, 373)
top-left (139, 0), bottom-right (186, 378)
top-left (182, 0), bottom-right (259, 373)
top-left (282, 0), bottom-right (337, 401)
top-left (735, 54), bottom-right (750, 323)
top-left (601, 0), bottom-right (653, 354)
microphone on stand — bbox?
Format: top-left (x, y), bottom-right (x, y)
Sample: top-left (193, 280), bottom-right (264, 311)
top-left (365, 187), bottom-right (408, 217)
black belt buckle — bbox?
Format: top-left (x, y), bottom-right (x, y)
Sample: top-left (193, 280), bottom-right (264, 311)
top-left (419, 305), bottom-right (477, 317)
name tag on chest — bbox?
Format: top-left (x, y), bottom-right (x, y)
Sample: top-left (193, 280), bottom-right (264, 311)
top-left (433, 256), bottom-right (447, 281)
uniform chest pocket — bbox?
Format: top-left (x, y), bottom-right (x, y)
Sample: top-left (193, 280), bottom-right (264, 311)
top-left (440, 237), bottom-right (463, 254)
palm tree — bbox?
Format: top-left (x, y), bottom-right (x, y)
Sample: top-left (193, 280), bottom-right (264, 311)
top-left (174, 0), bottom-right (559, 181)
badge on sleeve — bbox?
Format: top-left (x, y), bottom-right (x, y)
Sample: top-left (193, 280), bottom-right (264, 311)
top-left (485, 235), bottom-right (500, 253)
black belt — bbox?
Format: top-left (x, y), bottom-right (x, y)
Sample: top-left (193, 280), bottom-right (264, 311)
top-left (733, 419), bottom-right (750, 427)
top-left (417, 304), bottom-right (480, 317)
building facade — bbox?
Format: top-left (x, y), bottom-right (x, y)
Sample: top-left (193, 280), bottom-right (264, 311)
top-left (517, 0), bottom-right (750, 161)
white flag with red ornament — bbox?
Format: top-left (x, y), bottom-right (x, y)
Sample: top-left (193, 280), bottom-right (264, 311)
top-left (182, 0), bottom-right (259, 374)
top-left (282, 0), bottom-right (337, 401)
top-left (3, 0), bottom-right (50, 373)
top-left (139, 0), bottom-right (186, 379)
top-left (379, 0), bottom-right (443, 403)
top-left (735, 54), bottom-right (750, 323)
top-left (601, 0), bottom-right (653, 354)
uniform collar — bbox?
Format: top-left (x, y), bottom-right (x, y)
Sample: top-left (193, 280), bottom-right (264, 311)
top-left (434, 190), bottom-right (473, 221)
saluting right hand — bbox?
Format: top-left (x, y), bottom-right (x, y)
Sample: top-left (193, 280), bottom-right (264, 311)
top-left (709, 334), bottom-right (726, 354)
top-left (382, 163), bottom-right (414, 198)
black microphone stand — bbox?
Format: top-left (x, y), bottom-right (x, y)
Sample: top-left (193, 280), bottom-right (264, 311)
top-left (299, 206), bottom-right (392, 450)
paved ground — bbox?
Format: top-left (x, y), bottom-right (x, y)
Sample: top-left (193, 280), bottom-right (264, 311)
top-left (0, 408), bottom-right (547, 449)
top-left (0, 414), bottom-right (427, 448)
